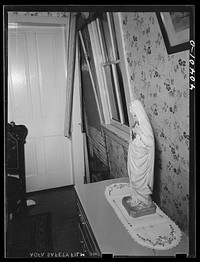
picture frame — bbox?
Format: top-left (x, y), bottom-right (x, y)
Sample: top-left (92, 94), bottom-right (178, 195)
top-left (156, 12), bottom-right (190, 54)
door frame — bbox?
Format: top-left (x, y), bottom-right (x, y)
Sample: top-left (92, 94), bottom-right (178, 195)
top-left (8, 13), bottom-right (70, 64)
top-left (7, 13), bottom-right (85, 187)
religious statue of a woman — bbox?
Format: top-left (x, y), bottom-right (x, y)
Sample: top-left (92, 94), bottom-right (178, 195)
top-left (122, 99), bottom-right (156, 217)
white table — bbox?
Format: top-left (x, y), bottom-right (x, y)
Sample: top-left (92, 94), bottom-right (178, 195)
top-left (75, 177), bottom-right (189, 257)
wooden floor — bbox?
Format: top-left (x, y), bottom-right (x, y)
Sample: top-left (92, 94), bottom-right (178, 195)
top-left (26, 185), bottom-right (81, 254)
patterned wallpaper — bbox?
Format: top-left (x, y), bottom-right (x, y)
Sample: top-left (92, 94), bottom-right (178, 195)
top-left (120, 12), bottom-right (189, 234)
top-left (10, 12), bottom-right (70, 18)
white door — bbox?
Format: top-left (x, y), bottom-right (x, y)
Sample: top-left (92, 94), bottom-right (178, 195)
top-left (8, 25), bottom-right (74, 192)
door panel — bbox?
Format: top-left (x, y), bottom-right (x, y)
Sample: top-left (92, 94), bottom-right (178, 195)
top-left (8, 33), bottom-right (33, 119)
top-left (36, 33), bottom-right (60, 117)
top-left (44, 136), bottom-right (64, 171)
top-left (8, 25), bottom-right (74, 192)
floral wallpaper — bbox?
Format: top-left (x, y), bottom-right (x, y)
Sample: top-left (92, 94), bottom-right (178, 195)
top-left (120, 12), bottom-right (189, 234)
top-left (10, 11), bottom-right (70, 18)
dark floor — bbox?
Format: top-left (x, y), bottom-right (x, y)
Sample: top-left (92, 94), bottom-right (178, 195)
top-left (26, 185), bottom-right (81, 253)
top-left (6, 155), bottom-right (111, 256)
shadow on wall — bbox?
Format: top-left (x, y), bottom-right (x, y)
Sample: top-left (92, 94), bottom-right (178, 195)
top-left (89, 154), bottom-right (111, 183)
top-left (152, 137), bottom-right (162, 205)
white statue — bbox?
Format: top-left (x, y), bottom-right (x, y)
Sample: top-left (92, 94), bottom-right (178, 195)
top-left (122, 99), bottom-right (156, 217)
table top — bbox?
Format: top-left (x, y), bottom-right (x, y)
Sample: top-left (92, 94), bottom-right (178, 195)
top-left (75, 177), bottom-right (189, 257)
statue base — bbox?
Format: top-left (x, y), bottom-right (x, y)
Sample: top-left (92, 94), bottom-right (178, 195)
top-left (122, 196), bottom-right (156, 218)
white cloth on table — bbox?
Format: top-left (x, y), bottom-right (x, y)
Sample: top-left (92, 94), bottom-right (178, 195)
top-left (105, 183), bottom-right (182, 250)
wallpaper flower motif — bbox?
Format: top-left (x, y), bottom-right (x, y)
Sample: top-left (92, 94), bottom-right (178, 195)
top-left (121, 12), bottom-right (189, 234)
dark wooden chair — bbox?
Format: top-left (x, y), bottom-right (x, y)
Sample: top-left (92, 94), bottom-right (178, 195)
top-left (6, 122), bottom-right (28, 222)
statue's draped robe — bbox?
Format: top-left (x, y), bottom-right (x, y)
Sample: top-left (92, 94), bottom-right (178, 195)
top-left (128, 100), bottom-right (155, 206)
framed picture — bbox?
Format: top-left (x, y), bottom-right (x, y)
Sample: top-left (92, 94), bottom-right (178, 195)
top-left (156, 12), bottom-right (190, 54)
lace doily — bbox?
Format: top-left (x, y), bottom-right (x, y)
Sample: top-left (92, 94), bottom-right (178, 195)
top-left (105, 183), bottom-right (182, 250)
